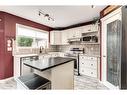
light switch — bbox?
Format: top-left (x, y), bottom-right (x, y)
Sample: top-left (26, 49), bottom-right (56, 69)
top-left (7, 43), bottom-right (10, 47)
top-left (7, 47), bottom-right (12, 51)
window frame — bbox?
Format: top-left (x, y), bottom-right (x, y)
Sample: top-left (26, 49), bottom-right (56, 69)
top-left (15, 24), bottom-right (49, 49)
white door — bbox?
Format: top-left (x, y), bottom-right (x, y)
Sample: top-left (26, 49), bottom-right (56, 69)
top-left (101, 8), bottom-right (121, 89)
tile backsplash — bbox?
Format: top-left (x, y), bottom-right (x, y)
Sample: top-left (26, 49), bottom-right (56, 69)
top-left (13, 45), bottom-right (58, 55)
top-left (57, 44), bottom-right (100, 55)
top-left (14, 43), bottom-right (100, 56)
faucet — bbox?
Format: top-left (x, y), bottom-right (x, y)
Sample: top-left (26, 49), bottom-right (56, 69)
top-left (39, 46), bottom-right (43, 54)
top-left (83, 48), bottom-right (85, 54)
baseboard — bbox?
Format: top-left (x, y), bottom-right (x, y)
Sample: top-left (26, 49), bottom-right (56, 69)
top-left (0, 77), bottom-right (14, 82)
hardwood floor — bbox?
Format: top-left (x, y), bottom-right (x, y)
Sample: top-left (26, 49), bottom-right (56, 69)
top-left (0, 75), bottom-right (108, 90)
top-left (0, 78), bottom-right (16, 89)
top-left (74, 75), bottom-right (108, 90)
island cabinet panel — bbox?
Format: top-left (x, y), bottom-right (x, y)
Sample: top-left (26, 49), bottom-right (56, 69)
top-left (51, 61), bottom-right (74, 89)
top-left (34, 61), bottom-right (74, 89)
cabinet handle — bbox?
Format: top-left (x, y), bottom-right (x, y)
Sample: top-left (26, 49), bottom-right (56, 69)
top-left (82, 63), bottom-right (84, 64)
top-left (103, 55), bottom-right (106, 57)
top-left (91, 58), bottom-right (93, 59)
top-left (91, 72), bottom-right (93, 74)
top-left (91, 64), bottom-right (93, 66)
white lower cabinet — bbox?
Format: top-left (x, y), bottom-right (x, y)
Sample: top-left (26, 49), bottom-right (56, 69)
top-left (80, 68), bottom-right (97, 78)
top-left (79, 55), bottom-right (99, 78)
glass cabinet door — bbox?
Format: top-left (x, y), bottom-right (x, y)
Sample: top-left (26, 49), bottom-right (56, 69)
top-left (107, 20), bottom-right (121, 86)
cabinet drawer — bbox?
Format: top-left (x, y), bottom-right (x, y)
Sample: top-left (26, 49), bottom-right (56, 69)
top-left (80, 68), bottom-right (97, 78)
top-left (80, 56), bottom-right (97, 61)
top-left (80, 61), bottom-right (97, 69)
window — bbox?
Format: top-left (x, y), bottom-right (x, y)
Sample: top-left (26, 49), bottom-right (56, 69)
top-left (16, 24), bottom-right (49, 48)
top-left (17, 36), bottom-right (33, 47)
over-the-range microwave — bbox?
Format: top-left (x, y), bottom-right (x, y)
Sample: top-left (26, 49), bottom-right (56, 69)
top-left (80, 35), bottom-right (98, 43)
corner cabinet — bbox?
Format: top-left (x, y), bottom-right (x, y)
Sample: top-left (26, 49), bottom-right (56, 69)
top-left (79, 55), bottom-right (100, 79)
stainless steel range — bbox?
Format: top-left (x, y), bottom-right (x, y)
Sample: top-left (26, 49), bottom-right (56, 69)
top-left (64, 48), bottom-right (85, 75)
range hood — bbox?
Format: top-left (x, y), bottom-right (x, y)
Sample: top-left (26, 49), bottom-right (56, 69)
top-left (68, 38), bottom-right (81, 43)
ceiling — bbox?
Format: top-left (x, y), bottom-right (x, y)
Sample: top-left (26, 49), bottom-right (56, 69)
top-left (0, 6), bottom-right (106, 28)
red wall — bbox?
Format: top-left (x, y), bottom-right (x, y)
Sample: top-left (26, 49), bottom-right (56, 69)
top-left (0, 11), bottom-right (52, 79)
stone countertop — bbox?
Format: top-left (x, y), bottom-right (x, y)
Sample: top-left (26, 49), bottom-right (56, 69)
top-left (23, 57), bottom-right (76, 71)
top-left (14, 54), bottom-right (38, 57)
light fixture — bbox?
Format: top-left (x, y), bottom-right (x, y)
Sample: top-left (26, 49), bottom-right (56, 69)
top-left (38, 10), bottom-right (54, 21)
top-left (91, 5), bottom-right (96, 8)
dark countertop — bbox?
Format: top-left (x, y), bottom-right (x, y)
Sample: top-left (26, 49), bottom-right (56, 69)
top-left (23, 57), bottom-right (76, 71)
top-left (18, 73), bottom-right (51, 89)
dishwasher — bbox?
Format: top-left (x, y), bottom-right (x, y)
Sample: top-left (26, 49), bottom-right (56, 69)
top-left (20, 56), bottom-right (38, 76)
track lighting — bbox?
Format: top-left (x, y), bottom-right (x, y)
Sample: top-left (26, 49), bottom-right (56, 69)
top-left (38, 10), bottom-right (54, 21)
top-left (91, 5), bottom-right (96, 8)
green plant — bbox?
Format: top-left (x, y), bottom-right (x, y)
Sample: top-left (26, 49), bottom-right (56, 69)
top-left (17, 36), bottom-right (33, 47)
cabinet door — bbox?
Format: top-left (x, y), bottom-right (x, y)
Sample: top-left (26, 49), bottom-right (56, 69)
top-left (50, 31), bottom-right (55, 45)
top-left (79, 56), bottom-right (97, 69)
top-left (61, 30), bottom-right (69, 45)
top-left (54, 31), bottom-right (62, 45)
top-left (68, 28), bottom-right (82, 39)
top-left (82, 25), bottom-right (92, 33)
top-left (75, 27), bottom-right (82, 38)
top-left (80, 68), bottom-right (97, 78)
top-left (68, 29), bottom-right (75, 39)
top-left (50, 31), bottom-right (62, 45)
top-left (80, 60), bottom-right (97, 69)
top-left (91, 24), bottom-right (99, 32)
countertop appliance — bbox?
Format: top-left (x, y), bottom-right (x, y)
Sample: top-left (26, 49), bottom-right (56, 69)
top-left (81, 35), bottom-right (98, 43)
top-left (67, 38), bottom-right (81, 43)
top-left (64, 48), bottom-right (85, 75)
top-left (80, 32), bottom-right (98, 43)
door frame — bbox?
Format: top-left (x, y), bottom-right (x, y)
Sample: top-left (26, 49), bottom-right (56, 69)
top-left (101, 7), bottom-right (121, 89)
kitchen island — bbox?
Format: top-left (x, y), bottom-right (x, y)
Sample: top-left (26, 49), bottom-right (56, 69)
top-left (18, 57), bottom-right (75, 89)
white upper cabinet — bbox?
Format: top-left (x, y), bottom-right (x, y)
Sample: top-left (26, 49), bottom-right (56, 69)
top-left (50, 30), bottom-right (62, 45)
top-left (61, 30), bottom-right (69, 45)
top-left (82, 25), bottom-right (91, 33)
top-left (68, 27), bottom-right (82, 39)
top-left (82, 24), bottom-right (98, 33)
top-left (50, 24), bottom-right (99, 45)
top-left (68, 29), bottom-right (75, 38)
top-left (92, 24), bottom-right (99, 32)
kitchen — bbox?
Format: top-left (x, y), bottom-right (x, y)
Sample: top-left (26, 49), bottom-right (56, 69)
top-left (0, 5), bottom-right (126, 90)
